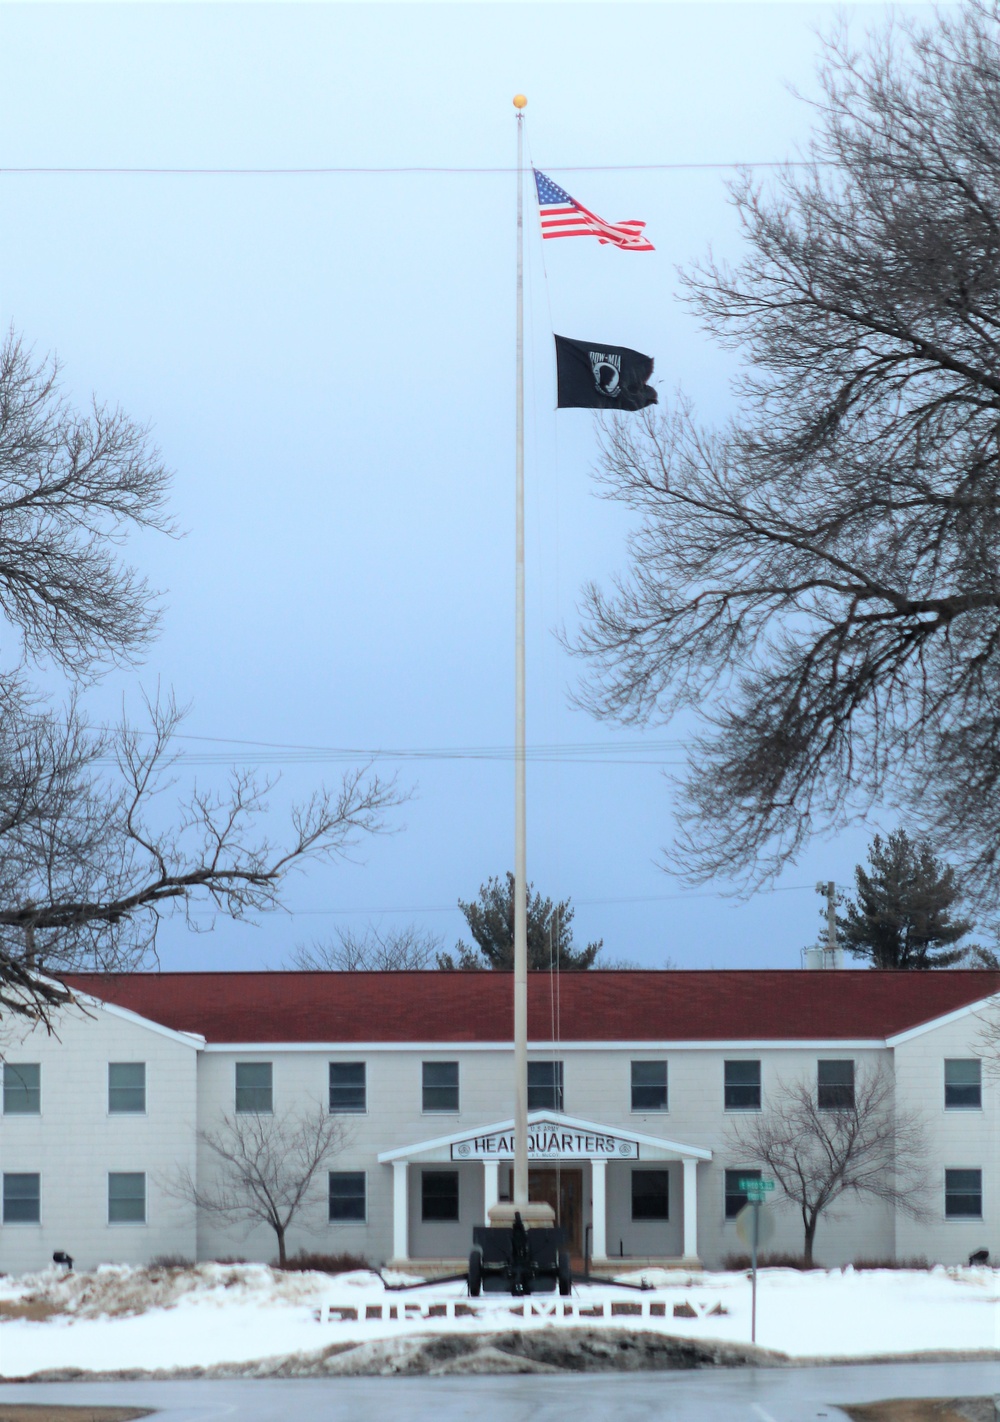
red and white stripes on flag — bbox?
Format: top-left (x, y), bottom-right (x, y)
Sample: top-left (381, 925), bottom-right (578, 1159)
top-left (533, 169), bottom-right (654, 252)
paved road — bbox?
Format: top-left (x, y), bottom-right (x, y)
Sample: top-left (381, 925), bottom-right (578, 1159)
top-left (0, 1362), bottom-right (996, 1421)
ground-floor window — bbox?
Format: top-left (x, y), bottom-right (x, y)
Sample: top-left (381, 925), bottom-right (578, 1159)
top-left (108, 1172), bottom-right (146, 1224)
top-left (329, 1171), bottom-right (366, 1222)
top-left (421, 1170), bottom-right (459, 1222)
top-left (2, 1172), bottom-right (40, 1223)
top-left (724, 1168), bottom-right (761, 1219)
top-left (945, 1169), bottom-right (982, 1218)
top-left (631, 1169), bottom-right (670, 1220)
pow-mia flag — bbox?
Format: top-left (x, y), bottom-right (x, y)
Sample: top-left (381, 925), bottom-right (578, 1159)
top-left (554, 334), bottom-right (657, 411)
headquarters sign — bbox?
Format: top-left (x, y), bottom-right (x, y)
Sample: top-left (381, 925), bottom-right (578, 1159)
top-left (451, 1120), bottom-right (639, 1162)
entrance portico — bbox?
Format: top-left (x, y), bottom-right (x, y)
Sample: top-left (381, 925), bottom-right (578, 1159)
top-left (378, 1110), bottom-right (711, 1270)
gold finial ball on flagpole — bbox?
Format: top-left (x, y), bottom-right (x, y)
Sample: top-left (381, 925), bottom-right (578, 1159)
top-left (513, 94), bottom-right (527, 109)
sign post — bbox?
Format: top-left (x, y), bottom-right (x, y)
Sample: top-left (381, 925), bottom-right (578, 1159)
top-left (736, 1177), bottom-right (774, 1344)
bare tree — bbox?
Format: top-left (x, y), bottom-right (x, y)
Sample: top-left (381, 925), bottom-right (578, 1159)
top-left (727, 1064), bottom-right (929, 1265)
top-left (571, 5), bottom-right (1000, 903)
top-left (0, 329), bottom-right (404, 1027)
top-left (0, 687), bottom-right (402, 1026)
top-left (288, 923), bottom-right (442, 972)
top-left (0, 331), bottom-right (172, 677)
top-left (175, 1104), bottom-right (347, 1266)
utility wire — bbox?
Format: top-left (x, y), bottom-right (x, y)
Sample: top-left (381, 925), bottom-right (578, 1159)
top-left (191, 884), bottom-right (817, 918)
top-left (0, 160), bottom-right (830, 177)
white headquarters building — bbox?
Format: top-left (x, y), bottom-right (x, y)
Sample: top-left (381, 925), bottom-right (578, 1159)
top-left (0, 969), bottom-right (995, 1274)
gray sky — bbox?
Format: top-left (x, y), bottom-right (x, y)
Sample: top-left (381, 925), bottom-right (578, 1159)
top-left (0, 2), bottom-right (914, 972)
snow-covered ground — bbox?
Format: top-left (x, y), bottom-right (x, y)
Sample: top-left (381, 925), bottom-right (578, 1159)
top-left (0, 1262), bottom-right (996, 1377)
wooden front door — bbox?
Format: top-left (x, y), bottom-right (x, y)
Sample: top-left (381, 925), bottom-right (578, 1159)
top-left (529, 1167), bottom-right (583, 1254)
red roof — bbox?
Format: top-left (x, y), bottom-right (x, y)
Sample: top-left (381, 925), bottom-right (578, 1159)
top-left (63, 969), bottom-right (999, 1044)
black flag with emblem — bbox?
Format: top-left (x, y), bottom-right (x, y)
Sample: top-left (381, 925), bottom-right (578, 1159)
top-left (554, 334), bottom-right (657, 411)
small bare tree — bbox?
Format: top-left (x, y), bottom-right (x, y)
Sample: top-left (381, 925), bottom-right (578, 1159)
top-left (289, 923), bottom-right (442, 971)
top-left (727, 1063), bottom-right (929, 1265)
top-left (179, 1104), bottom-right (347, 1266)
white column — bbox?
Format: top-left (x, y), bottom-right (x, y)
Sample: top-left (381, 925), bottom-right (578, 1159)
top-left (483, 1161), bottom-right (499, 1223)
top-left (682, 1157), bottom-right (699, 1262)
top-left (392, 1160), bottom-right (409, 1262)
top-left (590, 1158), bottom-right (607, 1261)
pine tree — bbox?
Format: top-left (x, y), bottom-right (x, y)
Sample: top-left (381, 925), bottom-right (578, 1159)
top-left (838, 831), bottom-right (973, 969)
top-left (438, 872), bottom-right (602, 970)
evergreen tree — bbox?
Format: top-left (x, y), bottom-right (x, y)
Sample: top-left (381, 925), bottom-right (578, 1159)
top-left (837, 831), bottom-right (973, 969)
top-left (438, 872), bottom-right (602, 970)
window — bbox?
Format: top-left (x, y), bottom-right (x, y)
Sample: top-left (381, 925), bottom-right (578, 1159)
top-left (725, 1168), bottom-right (761, 1219)
top-left (631, 1061), bottom-right (668, 1112)
top-left (108, 1172), bottom-right (146, 1224)
top-left (945, 1169), bottom-right (983, 1219)
top-left (945, 1059), bottom-right (982, 1110)
top-left (724, 1060), bottom-right (761, 1111)
top-left (329, 1062), bottom-right (366, 1113)
top-left (421, 1170), bottom-right (459, 1222)
top-left (631, 1169), bottom-right (670, 1221)
top-left (2, 1173), bottom-right (40, 1224)
top-left (527, 1061), bottom-right (563, 1111)
top-left (235, 1062), bottom-right (272, 1114)
top-left (329, 1171), bottom-right (366, 1222)
top-left (3, 1063), bottom-right (40, 1115)
top-left (818, 1059), bottom-right (855, 1110)
top-left (109, 1063), bottom-right (146, 1114)
top-left (422, 1061), bottom-right (459, 1113)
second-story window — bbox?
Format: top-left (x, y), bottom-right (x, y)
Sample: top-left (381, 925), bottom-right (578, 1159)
top-left (422, 1061), bottom-right (459, 1112)
top-left (724, 1060), bottom-right (761, 1111)
top-left (3, 1063), bottom-right (40, 1115)
top-left (944, 1059), bottom-right (981, 1109)
top-left (817, 1059), bottom-right (855, 1110)
top-left (329, 1062), bottom-right (366, 1113)
top-left (109, 1063), bottom-right (146, 1114)
top-left (527, 1061), bottom-right (563, 1111)
top-left (631, 1061), bottom-right (668, 1111)
top-left (235, 1062), bottom-right (273, 1114)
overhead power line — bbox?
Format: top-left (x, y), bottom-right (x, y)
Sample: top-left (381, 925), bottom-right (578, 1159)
top-left (192, 882), bottom-right (817, 918)
top-left (88, 731), bottom-right (693, 769)
top-left (0, 160), bottom-right (829, 177)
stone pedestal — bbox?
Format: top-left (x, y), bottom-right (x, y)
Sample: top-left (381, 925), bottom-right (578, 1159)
top-left (487, 1200), bottom-right (555, 1228)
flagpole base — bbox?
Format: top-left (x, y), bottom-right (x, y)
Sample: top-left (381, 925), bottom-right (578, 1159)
top-left (488, 1200), bottom-right (556, 1228)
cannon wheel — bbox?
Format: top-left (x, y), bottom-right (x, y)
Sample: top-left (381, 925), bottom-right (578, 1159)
top-left (558, 1251), bottom-right (572, 1296)
top-left (468, 1247), bottom-right (483, 1297)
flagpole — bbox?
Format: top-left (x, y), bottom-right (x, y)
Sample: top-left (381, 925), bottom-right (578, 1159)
top-left (512, 92), bottom-right (529, 1211)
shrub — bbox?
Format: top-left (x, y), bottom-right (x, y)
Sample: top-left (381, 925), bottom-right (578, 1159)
top-left (149, 1254), bottom-right (194, 1270)
top-left (277, 1250), bottom-right (371, 1274)
top-left (851, 1256), bottom-right (931, 1271)
top-left (722, 1251), bottom-right (815, 1271)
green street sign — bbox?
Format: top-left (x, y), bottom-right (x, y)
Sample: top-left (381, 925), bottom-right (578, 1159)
top-left (738, 1177), bottom-right (775, 1193)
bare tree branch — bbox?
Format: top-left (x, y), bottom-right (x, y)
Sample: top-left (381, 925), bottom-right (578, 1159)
top-left (0, 684), bottom-right (405, 1023)
top-left (0, 329), bottom-right (173, 678)
top-left (288, 923), bottom-right (443, 972)
top-left (569, 5), bottom-right (1000, 903)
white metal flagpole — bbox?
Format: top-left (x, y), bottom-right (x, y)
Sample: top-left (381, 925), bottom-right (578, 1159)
top-left (512, 91), bottom-right (529, 1210)
top-left (487, 94), bottom-right (552, 1233)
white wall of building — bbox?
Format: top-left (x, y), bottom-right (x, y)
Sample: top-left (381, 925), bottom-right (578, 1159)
top-left (0, 999), bottom-right (199, 1273)
top-left (1, 990), bottom-right (994, 1274)
top-left (892, 1009), bottom-right (997, 1265)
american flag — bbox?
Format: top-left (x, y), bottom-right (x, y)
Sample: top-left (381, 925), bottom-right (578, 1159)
top-left (533, 169), bottom-right (654, 252)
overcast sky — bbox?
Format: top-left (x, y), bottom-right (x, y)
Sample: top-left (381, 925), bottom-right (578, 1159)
top-left (0, 2), bottom-right (922, 972)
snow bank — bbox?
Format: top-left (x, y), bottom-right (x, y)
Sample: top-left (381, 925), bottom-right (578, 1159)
top-left (0, 1263), bottom-right (996, 1378)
